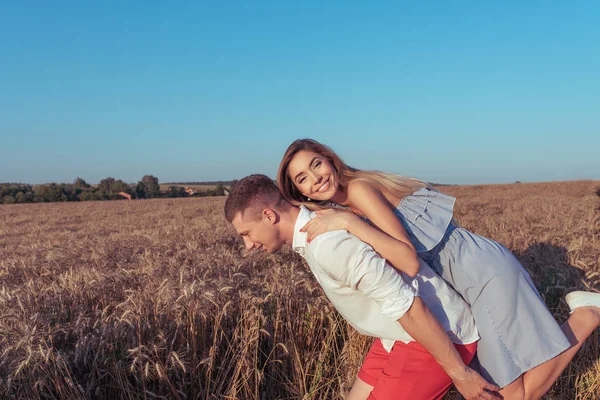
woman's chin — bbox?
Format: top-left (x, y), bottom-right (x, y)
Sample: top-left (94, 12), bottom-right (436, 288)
top-left (316, 194), bottom-right (334, 202)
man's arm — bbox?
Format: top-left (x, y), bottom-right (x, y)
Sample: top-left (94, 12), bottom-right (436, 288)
top-left (399, 297), bottom-right (500, 400)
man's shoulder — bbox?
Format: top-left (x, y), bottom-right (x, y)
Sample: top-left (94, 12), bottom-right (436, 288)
top-left (308, 229), bottom-right (355, 252)
top-left (307, 229), bottom-right (374, 269)
top-left (304, 231), bottom-right (353, 282)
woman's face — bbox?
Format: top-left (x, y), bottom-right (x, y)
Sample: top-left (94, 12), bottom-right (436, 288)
top-left (287, 150), bottom-right (339, 202)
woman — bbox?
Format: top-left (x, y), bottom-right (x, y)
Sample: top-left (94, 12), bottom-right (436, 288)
top-left (277, 138), bottom-right (600, 399)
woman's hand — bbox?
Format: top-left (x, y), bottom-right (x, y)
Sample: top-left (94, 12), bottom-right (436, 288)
top-left (300, 208), bottom-right (360, 242)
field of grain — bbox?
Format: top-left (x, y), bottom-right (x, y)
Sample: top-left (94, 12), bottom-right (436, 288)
top-left (1, 181), bottom-right (599, 399)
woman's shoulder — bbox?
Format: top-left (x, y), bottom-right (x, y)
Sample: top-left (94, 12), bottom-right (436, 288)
top-left (346, 179), bottom-right (402, 217)
top-left (347, 179), bottom-right (382, 198)
top-left (346, 180), bottom-right (390, 206)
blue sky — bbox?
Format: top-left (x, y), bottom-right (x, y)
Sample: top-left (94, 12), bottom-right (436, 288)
top-left (1, 1), bottom-right (599, 185)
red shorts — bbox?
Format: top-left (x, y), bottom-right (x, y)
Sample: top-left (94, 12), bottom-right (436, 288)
top-left (358, 339), bottom-right (478, 400)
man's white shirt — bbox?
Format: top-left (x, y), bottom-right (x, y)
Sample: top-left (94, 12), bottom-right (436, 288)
top-left (292, 206), bottom-right (478, 352)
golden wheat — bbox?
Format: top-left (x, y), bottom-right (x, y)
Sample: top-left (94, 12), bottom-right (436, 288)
top-left (0, 181), bottom-right (598, 399)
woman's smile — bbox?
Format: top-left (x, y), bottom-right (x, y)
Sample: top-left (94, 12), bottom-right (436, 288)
top-left (316, 178), bottom-right (330, 193)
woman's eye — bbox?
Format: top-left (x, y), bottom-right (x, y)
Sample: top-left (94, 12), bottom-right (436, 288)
top-left (314, 161), bottom-right (322, 168)
top-left (298, 177), bottom-right (306, 184)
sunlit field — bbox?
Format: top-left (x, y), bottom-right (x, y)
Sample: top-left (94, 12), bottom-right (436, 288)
top-left (1, 181), bottom-right (599, 399)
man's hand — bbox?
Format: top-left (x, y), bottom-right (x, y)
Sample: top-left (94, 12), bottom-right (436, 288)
top-left (448, 365), bottom-right (501, 400)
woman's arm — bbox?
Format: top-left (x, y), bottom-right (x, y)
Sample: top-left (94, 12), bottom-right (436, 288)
top-left (346, 180), bottom-right (420, 276)
top-left (301, 180), bottom-right (421, 276)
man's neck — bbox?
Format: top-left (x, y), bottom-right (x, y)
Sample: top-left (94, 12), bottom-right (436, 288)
top-left (280, 206), bottom-right (301, 247)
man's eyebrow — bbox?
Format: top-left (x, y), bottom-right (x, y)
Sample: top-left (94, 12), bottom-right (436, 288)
top-left (293, 156), bottom-right (318, 181)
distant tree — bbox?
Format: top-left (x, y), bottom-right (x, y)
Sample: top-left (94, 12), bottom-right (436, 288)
top-left (58, 184), bottom-right (71, 202)
top-left (78, 191), bottom-right (100, 201)
top-left (98, 177), bottom-right (116, 196)
top-left (112, 179), bottom-right (130, 194)
top-left (135, 182), bottom-right (146, 199)
top-left (214, 183), bottom-right (225, 196)
top-left (15, 192), bottom-right (27, 203)
top-left (191, 190), bottom-right (208, 197)
top-left (137, 175), bottom-right (160, 198)
top-left (514, 181), bottom-right (522, 184)
top-left (167, 186), bottom-right (187, 198)
top-left (0, 184), bottom-right (31, 201)
top-left (34, 184), bottom-right (60, 202)
top-left (0, 184), bottom-right (11, 198)
top-left (95, 177), bottom-right (131, 199)
top-left (3, 195), bottom-right (16, 204)
top-left (73, 177), bottom-right (91, 189)
top-left (32, 185), bottom-right (44, 202)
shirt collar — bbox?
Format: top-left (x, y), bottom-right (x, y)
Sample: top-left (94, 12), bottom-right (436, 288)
top-left (292, 206), bottom-right (312, 257)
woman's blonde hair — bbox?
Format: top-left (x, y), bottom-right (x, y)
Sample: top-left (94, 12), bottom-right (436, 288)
top-left (277, 139), bottom-right (427, 210)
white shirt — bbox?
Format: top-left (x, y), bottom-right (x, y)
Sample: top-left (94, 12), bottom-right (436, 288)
top-left (292, 206), bottom-right (478, 352)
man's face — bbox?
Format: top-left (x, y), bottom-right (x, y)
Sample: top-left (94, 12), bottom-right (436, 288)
top-left (231, 209), bottom-right (284, 254)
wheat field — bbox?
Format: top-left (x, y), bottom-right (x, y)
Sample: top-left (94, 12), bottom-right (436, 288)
top-left (1, 180), bottom-right (599, 399)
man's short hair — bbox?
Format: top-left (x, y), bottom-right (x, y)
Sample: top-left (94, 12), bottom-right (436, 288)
top-left (224, 174), bottom-right (286, 222)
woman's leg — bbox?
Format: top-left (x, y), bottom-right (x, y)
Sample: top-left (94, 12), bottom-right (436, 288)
top-left (428, 228), bottom-right (575, 387)
top-left (350, 309), bottom-right (599, 400)
top-left (499, 306), bottom-right (600, 400)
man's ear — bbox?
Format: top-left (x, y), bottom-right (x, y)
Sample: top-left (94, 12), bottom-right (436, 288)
top-left (262, 208), bottom-right (279, 224)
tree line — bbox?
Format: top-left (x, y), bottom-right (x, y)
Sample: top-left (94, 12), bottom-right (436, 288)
top-left (0, 175), bottom-right (228, 205)
top-left (164, 180), bottom-right (236, 186)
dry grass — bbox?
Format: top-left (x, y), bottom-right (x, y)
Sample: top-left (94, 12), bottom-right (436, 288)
top-left (0, 180), bottom-right (598, 399)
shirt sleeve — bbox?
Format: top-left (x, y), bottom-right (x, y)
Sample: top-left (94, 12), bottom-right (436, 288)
top-left (312, 231), bottom-right (416, 321)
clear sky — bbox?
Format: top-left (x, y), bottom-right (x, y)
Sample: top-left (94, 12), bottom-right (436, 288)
top-left (1, 1), bottom-right (599, 185)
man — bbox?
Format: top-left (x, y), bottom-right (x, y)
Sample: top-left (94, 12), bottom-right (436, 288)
top-left (224, 174), bottom-right (499, 400)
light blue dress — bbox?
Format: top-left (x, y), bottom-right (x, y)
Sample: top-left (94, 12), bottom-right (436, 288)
top-left (392, 187), bottom-right (571, 387)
